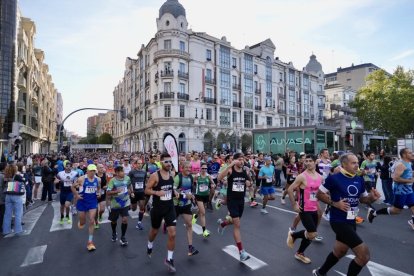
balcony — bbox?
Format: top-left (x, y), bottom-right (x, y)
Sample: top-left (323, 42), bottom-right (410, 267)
top-left (203, 97), bottom-right (216, 104)
top-left (144, 99), bottom-right (151, 107)
top-left (255, 105), bottom-right (262, 111)
top-left (232, 101), bottom-right (241, 108)
top-left (159, 92), bottom-right (175, 99)
top-left (205, 77), bottom-right (216, 85)
top-left (17, 100), bottom-right (26, 110)
top-left (160, 70), bottom-right (174, 78)
top-left (154, 49), bottom-right (190, 61)
top-left (278, 93), bottom-right (286, 100)
top-left (317, 90), bottom-right (325, 97)
top-left (278, 109), bottom-right (286, 115)
top-left (178, 71), bottom-right (189, 79)
top-left (177, 93), bottom-right (189, 100)
top-left (232, 84), bottom-right (241, 90)
top-left (17, 76), bottom-right (27, 89)
top-left (255, 88), bottom-right (261, 95)
top-left (318, 103), bottom-right (325, 109)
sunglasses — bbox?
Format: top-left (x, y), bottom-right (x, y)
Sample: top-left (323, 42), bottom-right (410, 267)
top-left (201, 168), bottom-right (208, 170)
top-left (162, 160), bottom-right (172, 164)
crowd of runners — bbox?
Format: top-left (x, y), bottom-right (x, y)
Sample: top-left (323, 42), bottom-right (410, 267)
top-left (1, 147), bottom-right (413, 275)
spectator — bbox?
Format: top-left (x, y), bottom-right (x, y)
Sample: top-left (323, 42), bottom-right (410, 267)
top-left (0, 162), bottom-right (6, 231)
top-left (41, 159), bottom-right (55, 202)
top-left (378, 156), bottom-right (394, 205)
top-left (2, 162), bottom-right (25, 235)
top-left (32, 159), bottom-right (42, 200)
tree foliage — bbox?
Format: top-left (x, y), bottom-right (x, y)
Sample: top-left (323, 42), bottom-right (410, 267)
top-left (351, 67), bottom-right (414, 137)
top-left (98, 133), bottom-right (113, 144)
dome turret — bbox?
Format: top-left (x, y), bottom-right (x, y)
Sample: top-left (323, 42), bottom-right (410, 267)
top-left (159, 0), bottom-right (186, 18)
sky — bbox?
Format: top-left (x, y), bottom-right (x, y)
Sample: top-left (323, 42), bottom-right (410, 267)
top-left (19, 0), bottom-right (414, 136)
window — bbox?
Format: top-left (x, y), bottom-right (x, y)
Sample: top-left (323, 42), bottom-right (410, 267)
top-left (164, 105), bottom-right (171, 117)
top-left (244, 111), bottom-right (253, 128)
top-left (289, 102), bottom-right (295, 115)
top-left (266, 116), bottom-right (272, 126)
top-left (232, 75), bottom-right (237, 85)
top-left (254, 81), bottom-right (258, 91)
top-left (180, 41), bottom-right (185, 51)
top-left (254, 64), bottom-right (258, 74)
top-left (206, 88), bottom-right (213, 98)
top-left (219, 46), bottom-right (230, 68)
top-left (254, 114), bottom-right (258, 125)
top-left (164, 82), bottom-right (171, 92)
top-left (244, 54), bottom-right (253, 74)
top-left (232, 57), bottom-right (237, 68)
top-left (220, 108), bottom-right (231, 126)
top-left (279, 72), bottom-right (283, 81)
top-left (179, 62), bottom-right (186, 73)
top-left (180, 105), bottom-right (185, 118)
top-left (206, 108), bottom-right (212, 120)
top-left (148, 110), bottom-right (152, 120)
top-left (206, 69), bottom-right (212, 80)
top-left (164, 40), bottom-right (171, 50)
top-left (164, 62), bottom-right (172, 71)
top-left (244, 76), bottom-right (253, 92)
top-left (289, 89), bottom-right (295, 102)
top-left (280, 118), bottom-right (284, 127)
top-left (220, 88), bottom-right (231, 106)
top-left (289, 72), bottom-right (295, 86)
top-left (232, 111), bottom-right (237, 123)
top-left (289, 117), bottom-right (295, 127)
top-left (244, 93), bottom-right (253, 109)
top-left (303, 76), bottom-right (309, 88)
top-left (254, 97), bottom-right (259, 106)
top-left (206, 49), bottom-right (212, 61)
top-left (180, 83), bottom-right (186, 94)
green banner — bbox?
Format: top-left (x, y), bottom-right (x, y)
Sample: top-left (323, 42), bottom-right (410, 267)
top-left (253, 133), bottom-right (269, 153)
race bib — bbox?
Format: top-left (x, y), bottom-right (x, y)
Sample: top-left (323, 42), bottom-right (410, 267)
top-left (199, 184), bottom-right (208, 192)
top-left (309, 192), bottom-right (317, 201)
top-left (119, 186), bottom-right (128, 194)
top-left (85, 186), bottom-right (96, 194)
top-left (266, 178), bottom-right (272, 183)
top-left (160, 190), bottom-right (172, 201)
top-left (369, 168), bottom-right (376, 174)
top-left (232, 182), bottom-right (245, 192)
top-left (63, 181), bottom-right (72, 187)
top-left (135, 182), bottom-right (144, 190)
top-left (211, 174), bottom-right (218, 179)
top-left (347, 207), bottom-right (359, 220)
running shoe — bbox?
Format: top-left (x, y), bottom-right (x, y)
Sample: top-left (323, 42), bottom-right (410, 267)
top-left (295, 252), bottom-right (311, 264)
top-left (120, 237), bottom-right (128, 246)
top-left (367, 208), bottom-right (376, 223)
top-left (98, 216), bottom-right (103, 222)
top-left (87, 241), bottom-right (96, 252)
top-left (192, 214), bottom-right (197, 225)
top-left (94, 223), bottom-right (100, 229)
top-left (217, 219), bottom-right (225, 235)
top-left (136, 222), bottom-right (144, 230)
top-left (249, 201), bottom-right (258, 207)
top-left (67, 218), bottom-right (72, 224)
top-left (188, 246), bottom-right (199, 256)
top-left (408, 220), bottom-right (414, 231)
top-left (355, 216), bottom-right (364, 224)
top-left (322, 213), bottom-right (330, 221)
top-left (147, 246), bottom-right (153, 258)
top-left (202, 229), bottom-right (211, 238)
top-left (260, 208), bottom-right (269, 214)
top-left (314, 235), bottom-right (323, 242)
top-left (239, 250), bottom-right (250, 262)
top-left (225, 215), bottom-right (233, 224)
top-left (312, 268), bottom-right (326, 276)
top-left (281, 198), bottom-right (286, 205)
top-left (111, 232), bottom-right (118, 242)
top-left (215, 199), bottom-right (222, 210)
top-left (288, 227), bottom-right (296, 233)
top-left (164, 259), bottom-right (176, 273)
top-left (286, 230), bottom-right (295, 249)
top-left (59, 218), bottom-right (64, 225)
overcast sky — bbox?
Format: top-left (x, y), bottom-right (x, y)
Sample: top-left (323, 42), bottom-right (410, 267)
top-left (19, 0), bottom-right (414, 136)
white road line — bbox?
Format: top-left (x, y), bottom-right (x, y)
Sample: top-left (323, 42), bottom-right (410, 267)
top-left (258, 202), bottom-right (297, 215)
top-left (20, 245), bottom-right (47, 267)
top-left (5, 204), bottom-right (47, 238)
top-left (50, 202), bottom-right (72, 232)
top-left (334, 270), bottom-right (346, 276)
top-left (222, 245), bottom-right (267, 270)
top-left (97, 207), bottom-right (140, 225)
top-left (345, 255), bottom-right (413, 276)
top-left (192, 223), bottom-right (204, 235)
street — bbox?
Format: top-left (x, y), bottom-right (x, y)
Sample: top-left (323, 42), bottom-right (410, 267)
top-left (1, 190), bottom-right (413, 276)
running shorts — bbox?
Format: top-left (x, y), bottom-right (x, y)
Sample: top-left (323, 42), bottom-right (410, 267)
top-left (227, 198), bottom-right (245, 218)
top-left (150, 206), bottom-right (176, 229)
top-left (300, 211), bottom-right (318, 233)
top-left (109, 206), bottom-right (129, 222)
top-left (131, 192), bottom-right (146, 204)
top-left (330, 222), bottom-right (363, 249)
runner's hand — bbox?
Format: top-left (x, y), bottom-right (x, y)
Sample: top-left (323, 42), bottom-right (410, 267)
top-left (76, 194), bottom-right (83, 200)
top-left (334, 199), bottom-right (350, 212)
top-left (371, 188), bottom-right (381, 201)
top-left (293, 202), bottom-right (302, 213)
top-left (157, 190), bottom-right (166, 197)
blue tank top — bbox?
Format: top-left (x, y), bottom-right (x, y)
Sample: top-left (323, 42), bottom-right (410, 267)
top-left (79, 176), bottom-right (98, 202)
top-left (393, 161), bottom-right (413, 195)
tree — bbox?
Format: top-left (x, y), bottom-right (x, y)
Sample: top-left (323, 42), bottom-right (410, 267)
top-left (351, 67), bottom-right (414, 138)
top-left (98, 132), bottom-right (113, 144)
top-left (78, 137), bottom-right (89, 144)
top-left (241, 134), bottom-right (252, 152)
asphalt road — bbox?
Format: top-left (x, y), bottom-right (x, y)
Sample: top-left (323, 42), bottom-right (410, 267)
top-left (1, 191), bottom-right (413, 276)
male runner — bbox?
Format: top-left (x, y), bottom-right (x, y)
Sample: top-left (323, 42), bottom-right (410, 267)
top-left (258, 156), bottom-right (275, 214)
top-left (129, 159), bottom-right (147, 230)
top-left (107, 165), bottom-right (133, 246)
top-left (95, 163), bottom-right (107, 227)
top-left (217, 153), bottom-right (252, 262)
top-left (313, 153), bottom-right (380, 276)
top-left (252, 153), bottom-right (265, 206)
top-left (367, 148), bottom-right (414, 230)
top-left (57, 162), bottom-right (78, 224)
top-left (71, 164), bottom-right (101, 251)
top-left (195, 163), bottom-right (215, 237)
top-left (145, 153), bottom-right (178, 272)
top-left (287, 155), bottom-right (322, 263)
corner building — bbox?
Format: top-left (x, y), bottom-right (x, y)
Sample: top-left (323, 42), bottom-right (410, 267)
top-left (113, 0), bottom-right (326, 153)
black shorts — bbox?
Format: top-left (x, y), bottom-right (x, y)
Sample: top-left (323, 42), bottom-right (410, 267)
top-left (98, 193), bottom-right (106, 203)
top-left (131, 192), bottom-right (146, 204)
top-left (227, 198), bottom-right (245, 218)
top-left (150, 205), bottom-right (176, 229)
top-left (255, 177), bottom-right (262, 187)
top-left (195, 195), bottom-right (209, 203)
top-left (175, 204), bottom-right (192, 217)
top-left (287, 177), bottom-right (296, 185)
top-left (300, 211), bottom-right (318, 233)
top-left (109, 207), bottom-right (129, 222)
top-left (330, 222), bottom-right (363, 249)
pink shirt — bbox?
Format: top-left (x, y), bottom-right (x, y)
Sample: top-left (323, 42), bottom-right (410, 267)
top-left (300, 171), bottom-right (322, 212)
top-left (190, 160), bottom-right (201, 174)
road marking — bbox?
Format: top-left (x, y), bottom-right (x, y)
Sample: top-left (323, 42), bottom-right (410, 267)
top-left (50, 202), bottom-right (72, 232)
top-left (128, 209), bottom-right (139, 219)
top-left (20, 245), bottom-right (47, 267)
top-left (345, 255), bottom-right (413, 276)
top-left (222, 245), bottom-right (267, 271)
top-left (335, 271), bottom-right (346, 276)
top-left (192, 223), bottom-right (204, 235)
top-left (5, 204), bottom-right (47, 238)
top-left (258, 202), bottom-right (297, 215)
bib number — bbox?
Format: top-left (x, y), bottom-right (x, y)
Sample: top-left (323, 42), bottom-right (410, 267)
top-left (347, 207), bottom-right (359, 220)
top-left (85, 186), bottom-right (96, 194)
top-left (135, 182), bottom-right (144, 190)
top-left (119, 186), bottom-right (128, 194)
top-left (199, 184), bottom-right (208, 192)
top-left (160, 190), bottom-right (172, 201)
top-left (63, 181), bottom-right (72, 187)
top-left (309, 192), bottom-right (317, 201)
top-left (266, 178), bottom-right (272, 183)
top-left (232, 183), bottom-right (245, 192)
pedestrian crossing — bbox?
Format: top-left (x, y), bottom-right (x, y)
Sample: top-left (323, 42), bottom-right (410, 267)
top-left (50, 202), bottom-right (73, 232)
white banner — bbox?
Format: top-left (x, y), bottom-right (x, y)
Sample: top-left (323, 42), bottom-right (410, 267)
top-left (163, 134), bottom-right (178, 171)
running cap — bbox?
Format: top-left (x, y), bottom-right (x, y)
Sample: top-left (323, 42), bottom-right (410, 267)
top-left (87, 164), bottom-right (97, 171)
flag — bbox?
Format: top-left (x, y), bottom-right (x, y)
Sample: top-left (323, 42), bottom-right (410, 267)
top-left (163, 133), bottom-right (178, 171)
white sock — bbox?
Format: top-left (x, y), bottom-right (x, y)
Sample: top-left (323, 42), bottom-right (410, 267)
top-left (147, 241), bottom-right (153, 249)
top-left (167, 250), bottom-right (174, 260)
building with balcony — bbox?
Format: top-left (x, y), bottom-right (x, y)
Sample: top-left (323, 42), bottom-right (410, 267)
top-left (56, 92), bottom-right (63, 125)
top-left (12, 12), bottom-right (58, 155)
top-left (113, 0), bottom-right (326, 153)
